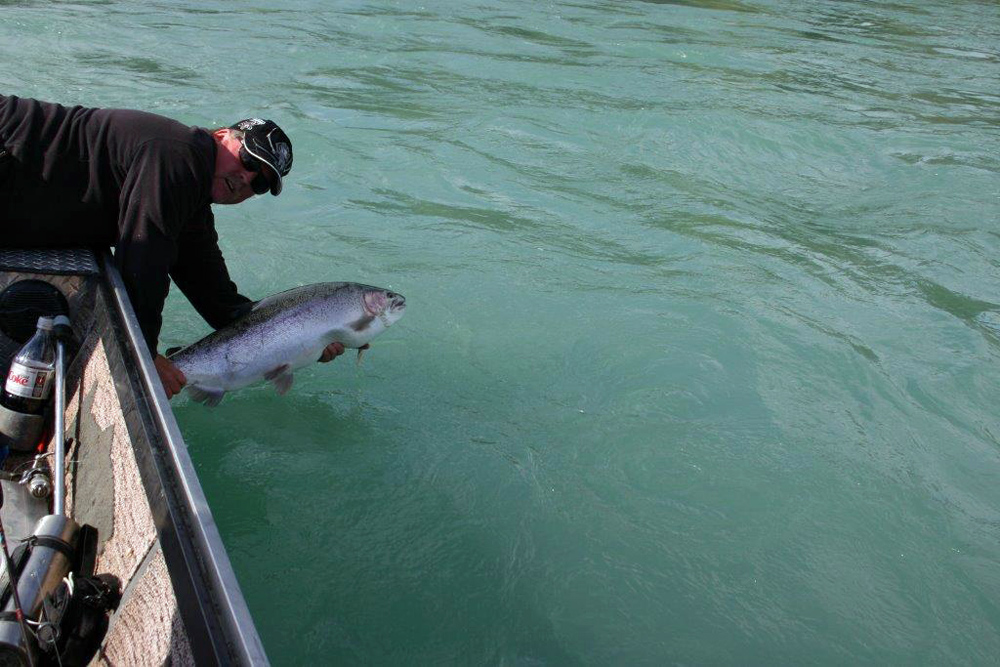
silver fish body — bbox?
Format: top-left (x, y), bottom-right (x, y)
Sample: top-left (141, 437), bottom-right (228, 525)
top-left (168, 282), bottom-right (406, 406)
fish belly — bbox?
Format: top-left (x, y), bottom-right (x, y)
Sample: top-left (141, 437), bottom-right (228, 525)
top-left (186, 331), bottom-right (323, 391)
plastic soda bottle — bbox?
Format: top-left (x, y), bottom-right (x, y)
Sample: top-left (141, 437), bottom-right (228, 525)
top-left (1, 316), bottom-right (57, 416)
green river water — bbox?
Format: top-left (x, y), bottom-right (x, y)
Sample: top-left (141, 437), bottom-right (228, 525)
top-left (2, 0), bottom-right (1000, 663)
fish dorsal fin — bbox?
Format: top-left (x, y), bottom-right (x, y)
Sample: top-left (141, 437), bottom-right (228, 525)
top-left (251, 283), bottom-right (337, 313)
top-left (250, 296), bottom-right (272, 312)
top-left (264, 364), bottom-right (294, 395)
top-left (251, 290), bottom-right (292, 313)
top-left (187, 385), bottom-right (225, 408)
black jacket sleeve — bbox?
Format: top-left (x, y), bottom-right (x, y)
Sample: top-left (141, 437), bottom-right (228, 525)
top-left (115, 140), bottom-right (188, 356)
top-left (115, 138), bottom-right (249, 355)
top-left (170, 209), bottom-right (253, 331)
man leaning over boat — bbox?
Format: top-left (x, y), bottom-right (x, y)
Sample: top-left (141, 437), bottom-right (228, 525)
top-left (0, 95), bottom-right (347, 398)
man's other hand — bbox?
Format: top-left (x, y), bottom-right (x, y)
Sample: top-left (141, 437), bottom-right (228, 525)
top-left (318, 342), bottom-right (369, 363)
top-left (319, 342), bottom-right (345, 363)
top-left (154, 354), bottom-right (187, 399)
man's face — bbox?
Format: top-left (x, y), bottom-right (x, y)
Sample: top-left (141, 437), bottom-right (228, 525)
top-left (211, 129), bottom-right (272, 205)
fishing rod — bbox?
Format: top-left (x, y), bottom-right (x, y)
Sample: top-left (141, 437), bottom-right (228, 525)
top-left (0, 485), bottom-right (36, 667)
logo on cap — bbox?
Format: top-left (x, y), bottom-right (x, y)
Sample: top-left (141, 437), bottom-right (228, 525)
top-left (230, 117), bottom-right (293, 195)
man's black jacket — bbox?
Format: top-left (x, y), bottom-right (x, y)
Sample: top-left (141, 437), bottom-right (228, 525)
top-left (0, 95), bottom-right (251, 353)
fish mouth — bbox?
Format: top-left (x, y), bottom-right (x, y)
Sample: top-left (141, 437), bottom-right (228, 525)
top-left (377, 293), bottom-right (406, 327)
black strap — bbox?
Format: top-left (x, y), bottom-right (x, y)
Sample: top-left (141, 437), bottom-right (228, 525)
top-left (0, 542), bottom-right (33, 609)
top-left (75, 525), bottom-right (99, 577)
top-left (28, 535), bottom-right (76, 561)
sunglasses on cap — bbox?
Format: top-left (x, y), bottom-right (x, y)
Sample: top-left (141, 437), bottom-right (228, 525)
top-left (239, 144), bottom-right (273, 196)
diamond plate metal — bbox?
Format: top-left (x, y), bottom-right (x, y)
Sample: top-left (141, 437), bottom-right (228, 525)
top-left (0, 248), bottom-right (99, 275)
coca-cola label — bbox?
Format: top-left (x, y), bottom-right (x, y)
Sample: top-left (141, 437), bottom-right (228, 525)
top-left (5, 362), bottom-right (53, 399)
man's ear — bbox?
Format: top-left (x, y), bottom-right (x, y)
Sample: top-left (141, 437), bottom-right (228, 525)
top-left (213, 129), bottom-right (243, 153)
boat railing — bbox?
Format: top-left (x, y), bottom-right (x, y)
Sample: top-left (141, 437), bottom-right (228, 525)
top-left (101, 251), bottom-right (268, 665)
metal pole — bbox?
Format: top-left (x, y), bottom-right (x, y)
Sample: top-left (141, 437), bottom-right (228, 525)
top-left (51, 317), bottom-right (69, 518)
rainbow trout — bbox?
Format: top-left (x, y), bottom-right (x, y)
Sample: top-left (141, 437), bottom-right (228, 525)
top-left (168, 282), bottom-right (406, 407)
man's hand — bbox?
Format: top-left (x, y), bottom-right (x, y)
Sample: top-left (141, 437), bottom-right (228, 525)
top-left (318, 342), bottom-right (368, 363)
top-left (154, 354), bottom-right (187, 399)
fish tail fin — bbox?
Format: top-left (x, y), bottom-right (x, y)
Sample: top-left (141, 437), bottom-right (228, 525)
top-left (187, 385), bottom-right (226, 408)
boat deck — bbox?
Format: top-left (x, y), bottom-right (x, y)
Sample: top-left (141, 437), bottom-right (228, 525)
top-left (0, 249), bottom-right (266, 665)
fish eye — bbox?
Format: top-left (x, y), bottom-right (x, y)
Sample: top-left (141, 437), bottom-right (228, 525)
top-left (387, 292), bottom-right (396, 298)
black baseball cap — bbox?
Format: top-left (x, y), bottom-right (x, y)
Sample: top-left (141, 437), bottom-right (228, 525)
top-left (229, 118), bottom-right (293, 196)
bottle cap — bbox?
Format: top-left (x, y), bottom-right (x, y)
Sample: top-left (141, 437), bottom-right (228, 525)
top-left (35, 316), bottom-right (54, 331)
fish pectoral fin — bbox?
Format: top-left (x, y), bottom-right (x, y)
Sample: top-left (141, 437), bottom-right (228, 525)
top-left (323, 328), bottom-right (349, 343)
top-left (187, 385), bottom-right (226, 408)
top-left (264, 364), bottom-right (294, 395)
top-left (350, 315), bottom-right (376, 332)
top-left (356, 347), bottom-right (366, 366)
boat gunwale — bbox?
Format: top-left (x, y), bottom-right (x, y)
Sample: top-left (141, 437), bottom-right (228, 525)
top-left (99, 251), bottom-right (267, 665)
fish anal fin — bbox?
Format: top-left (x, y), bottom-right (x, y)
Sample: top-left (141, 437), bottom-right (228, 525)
top-left (188, 385), bottom-right (225, 408)
top-left (263, 364), bottom-right (290, 381)
top-left (265, 364), bottom-right (294, 395)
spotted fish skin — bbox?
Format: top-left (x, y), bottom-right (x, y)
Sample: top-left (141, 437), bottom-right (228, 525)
top-left (168, 282), bottom-right (405, 406)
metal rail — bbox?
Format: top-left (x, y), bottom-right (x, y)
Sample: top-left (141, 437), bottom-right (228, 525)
top-left (53, 336), bottom-right (65, 517)
top-left (102, 253), bottom-right (268, 665)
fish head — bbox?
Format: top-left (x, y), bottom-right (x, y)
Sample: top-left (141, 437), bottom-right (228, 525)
top-left (362, 288), bottom-right (406, 328)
